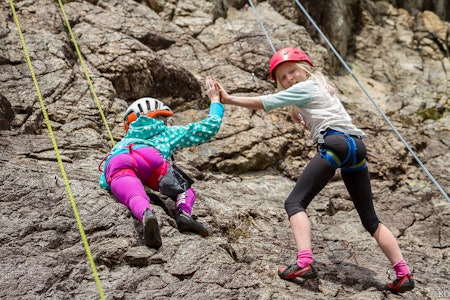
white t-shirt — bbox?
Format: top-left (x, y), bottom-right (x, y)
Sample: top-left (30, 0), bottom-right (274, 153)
top-left (260, 79), bottom-right (366, 143)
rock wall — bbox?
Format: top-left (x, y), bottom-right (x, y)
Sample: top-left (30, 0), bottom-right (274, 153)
top-left (386, 0), bottom-right (449, 21)
top-left (0, 0), bottom-right (449, 299)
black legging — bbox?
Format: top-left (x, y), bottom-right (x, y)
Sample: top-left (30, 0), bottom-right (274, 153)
top-left (284, 134), bottom-right (380, 235)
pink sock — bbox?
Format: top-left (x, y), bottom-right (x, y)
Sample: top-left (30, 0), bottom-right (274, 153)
top-left (176, 188), bottom-right (196, 215)
top-left (297, 249), bottom-right (314, 269)
top-left (393, 259), bottom-right (410, 279)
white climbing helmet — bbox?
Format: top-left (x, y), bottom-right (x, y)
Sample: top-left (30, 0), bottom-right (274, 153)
top-left (123, 97), bottom-right (173, 131)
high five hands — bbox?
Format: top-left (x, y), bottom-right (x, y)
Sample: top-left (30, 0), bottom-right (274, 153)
top-left (205, 76), bottom-right (232, 104)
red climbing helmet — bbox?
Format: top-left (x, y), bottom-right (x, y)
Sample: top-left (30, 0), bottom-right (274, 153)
top-left (269, 47), bottom-right (314, 80)
top-left (123, 97), bottom-right (173, 131)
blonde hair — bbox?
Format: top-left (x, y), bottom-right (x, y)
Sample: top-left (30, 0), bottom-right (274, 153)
top-left (275, 62), bottom-right (336, 123)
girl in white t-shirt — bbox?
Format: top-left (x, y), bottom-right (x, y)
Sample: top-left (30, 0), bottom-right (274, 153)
top-left (211, 47), bottom-right (414, 294)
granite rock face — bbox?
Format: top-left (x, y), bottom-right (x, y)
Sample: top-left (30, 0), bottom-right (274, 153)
top-left (0, 1), bottom-right (449, 299)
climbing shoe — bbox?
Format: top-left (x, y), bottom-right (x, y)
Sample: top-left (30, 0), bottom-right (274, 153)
top-left (143, 209), bottom-right (162, 249)
top-left (278, 263), bottom-right (318, 280)
top-left (174, 209), bottom-right (209, 237)
top-left (385, 274), bottom-right (415, 294)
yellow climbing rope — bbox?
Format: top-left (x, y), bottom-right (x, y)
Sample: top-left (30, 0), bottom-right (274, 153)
top-left (9, 1), bottom-right (105, 299)
top-left (57, 0), bottom-right (116, 146)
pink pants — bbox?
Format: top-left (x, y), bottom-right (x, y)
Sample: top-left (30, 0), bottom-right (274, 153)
top-left (105, 146), bottom-right (196, 221)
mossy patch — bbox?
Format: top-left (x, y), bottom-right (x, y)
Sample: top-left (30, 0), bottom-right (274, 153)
top-left (418, 107), bottom-right (447, 120)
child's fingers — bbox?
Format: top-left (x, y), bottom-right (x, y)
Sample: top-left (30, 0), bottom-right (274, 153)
top-left (214, 81), bottom-right (222, 90)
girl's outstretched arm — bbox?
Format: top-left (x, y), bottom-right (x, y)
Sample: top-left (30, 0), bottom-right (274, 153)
top-left (212, 78), bottom-right (264, 111)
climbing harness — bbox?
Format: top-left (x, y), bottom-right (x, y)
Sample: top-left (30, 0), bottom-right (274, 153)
top-left (122, 145), bottom-right (168, 191)
top-left (247, 0), bottom-right (449, 203)
top-left (8, 1), bottom-right (105, 299)
top-left (317, 129), bottom-right (367, 172)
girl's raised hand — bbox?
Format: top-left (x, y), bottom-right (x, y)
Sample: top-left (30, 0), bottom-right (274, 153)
top-left (205, 76), bottom-right (220, 103)
top-left (211, 79), bottom-right (230, 104)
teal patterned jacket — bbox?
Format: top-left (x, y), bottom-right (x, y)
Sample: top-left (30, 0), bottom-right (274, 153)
top-left (99, 102), bottom-right (225, 190)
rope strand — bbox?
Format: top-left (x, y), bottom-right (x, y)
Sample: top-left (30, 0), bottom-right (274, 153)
top-left (57, 0), bottom-right (116, 147)
top-left (9, 1), bottom-right (106, 298)
top-left (248, 0), bottom-right (276, 54)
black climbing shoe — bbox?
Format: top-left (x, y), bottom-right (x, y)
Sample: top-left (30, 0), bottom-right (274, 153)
top-left (174, 209), bottom-right (209, 237)
top-left (385, 274), bottom-right (415, 294)
top-left (278, 263), bottom-right (318, 280)
top-left (143, 209), bottom-right (162, 249)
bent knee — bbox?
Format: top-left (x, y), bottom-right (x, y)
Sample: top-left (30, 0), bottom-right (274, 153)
top-left (284, 197), bottom-right (306, 219)
top-left (364, 219), bottom-right (381, 235)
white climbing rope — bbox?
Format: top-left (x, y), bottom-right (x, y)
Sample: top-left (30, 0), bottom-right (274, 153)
top-left (247, 0), bottom-right (276, 54)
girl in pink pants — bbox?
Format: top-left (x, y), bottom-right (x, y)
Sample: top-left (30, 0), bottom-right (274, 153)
top-left (105, 146), bottom-right (196, 222)
top-left (99, 81), bottom-right (224, 249)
